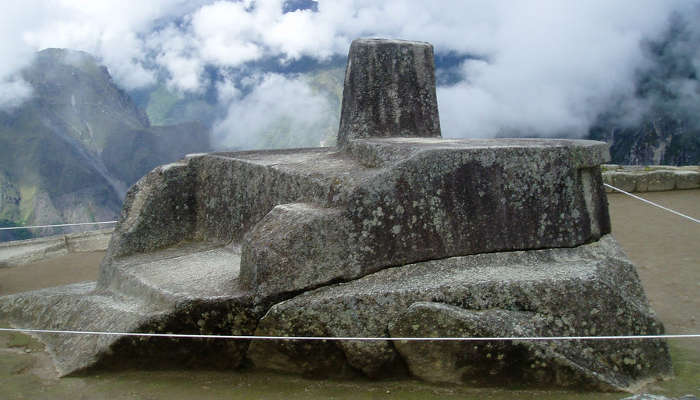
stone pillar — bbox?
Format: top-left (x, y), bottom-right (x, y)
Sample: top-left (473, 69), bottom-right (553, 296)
top-left (337, 39), bottom-right (441, 147)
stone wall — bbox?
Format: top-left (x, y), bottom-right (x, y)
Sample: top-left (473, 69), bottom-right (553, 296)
top-left (0, 228), bottom-right (112, 267)
top-left (603, 165), bottom-right (700, 193)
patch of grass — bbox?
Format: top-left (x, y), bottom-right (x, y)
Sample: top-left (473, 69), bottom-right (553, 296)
top-left (146, 86), bottom-right (181, 126)
top-left (0, 219), bottom-right (32, 241)
top-left (0, 320), bottom-right (44, 353)
top-left (5, 333), bottom-right (45, 354)
top-left (18, 184), bottom-right (37, 223)
top-left (661, 341), bottom-right (700, 396)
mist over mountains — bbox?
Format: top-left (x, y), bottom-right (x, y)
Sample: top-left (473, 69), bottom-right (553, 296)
top-left (0, 49), bottom-right (209, 241)
top-left (3, 1), bottom-right (698, 136)
top-left (589, 13), bottom-right (700, 165)
top-left (1, 1), bottom-right (699, 241)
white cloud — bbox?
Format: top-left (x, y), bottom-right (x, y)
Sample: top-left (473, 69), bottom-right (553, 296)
top-left (213, 73), bottom-right (334, 150)
top-left (0, 78), bottom-right (33, 110)
top-left (0, 0), bottom-right (697, 139)
top-left (434, 0), bottom-right (688, 137)
top-left (0, 1), bottom-right (44, 109)
top-left (20, 3), bottom-right (157, 89)
top-left (149, 25), bottom-right (206, 92)
top-left (2, 0), bottom-right (206, 94)
top-left (191, 1), bottom-right (266, 66)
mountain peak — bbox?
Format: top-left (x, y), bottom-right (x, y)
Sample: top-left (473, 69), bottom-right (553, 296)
top-left (33, 48), bottom-right (107, 78)
top-left (0, 48), bottom-right (210, 241)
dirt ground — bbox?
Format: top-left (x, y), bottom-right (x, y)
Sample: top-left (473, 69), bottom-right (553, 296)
top-left (606, 190), bottom-right (699, 337)
top-left (0, 189), bottom-right (698, 399)
top-left (0, 252), bottom-right (104, 296)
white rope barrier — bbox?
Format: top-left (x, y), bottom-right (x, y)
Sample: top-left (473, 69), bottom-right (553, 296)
top-left (0, 221), bottom-right (117, 231)
top-left (0, 327), bottom-right (698, 341)
top-left (604, 183), bottom-right (700, 224)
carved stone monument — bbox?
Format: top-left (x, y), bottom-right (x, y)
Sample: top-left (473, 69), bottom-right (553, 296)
top-left (1, 39), bottom-right (671, 391)
top-left (338, 39), bottom-right (441, 146)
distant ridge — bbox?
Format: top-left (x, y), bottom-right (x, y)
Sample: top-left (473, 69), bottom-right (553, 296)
top-left (0, 48), bottom-right (210, 241)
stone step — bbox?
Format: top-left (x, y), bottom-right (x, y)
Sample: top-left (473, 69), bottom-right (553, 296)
top-left (103, 241), bottom-right (243, 308)
top-left (0, 282), bottom-right (161, 375)
top-left (1, 241), bottom-right (254, 376)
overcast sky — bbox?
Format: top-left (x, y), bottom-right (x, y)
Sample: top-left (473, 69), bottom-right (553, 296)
top-left (1, 0), bottom-right (698, 143)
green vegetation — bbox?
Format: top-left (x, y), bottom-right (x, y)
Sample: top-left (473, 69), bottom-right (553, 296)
top-left (17, 186), bottom-right (36, 223)
top-left (144, 85), bottom-right (219, 127)
top-left (306, 67), bottom-right (344, 108)
top-left (146, 86), bottom-right (182, 126)
top-left (0, 219), bottom-right (32, 241)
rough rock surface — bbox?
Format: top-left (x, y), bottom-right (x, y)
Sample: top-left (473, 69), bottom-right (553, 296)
top-left (239, 203), bottom-right (354, 301)
top-left (248, 235), bottom-right (670, 391)
top-left (0, 38), bottom-right (673, 391)
top-left (99, 137), bottom-right (611, 304)
top-left (1, 243), bottom-right (259, 375)
top-left (337, 39), bottom-right (440, 147)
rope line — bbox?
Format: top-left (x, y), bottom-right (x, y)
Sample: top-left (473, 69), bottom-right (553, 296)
top-left (0, 221), bottom-right (117, 231)
top-left (0, 327), bottom-right (698, 341)
top-left (604, 183), bottom-right (700, 224)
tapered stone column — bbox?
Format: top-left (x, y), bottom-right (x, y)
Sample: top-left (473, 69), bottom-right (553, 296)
top-left (337, 39), bottom-right (441, 147)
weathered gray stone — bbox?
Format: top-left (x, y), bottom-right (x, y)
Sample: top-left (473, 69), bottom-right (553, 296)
top-left (340, 138), bottom-right (611, 272)
top-left (188, 150), bottom-right (348, 243)
top-left (674, 170), bottom-right (700, 190)
top-left (391, 302), bottom-right (669, 391)
top-left (0, 229), bottom-right (113, 268)
top-left (337, 39), bottom-right (440, 147)
top-left (1, 243), bottom-right (258, 376)
top-left (1, 282), bottom-right (152, 375)
top-left (64, 229), bottom-right (113, 253)
top-left (610, 172), bottom-right (638, 192)
top-left (391, 304), bottom-right (550, 385)
top-left (634, 173), bottom-right (650, 192)
top-left (103, 161), bottom-right (196, 261)
top-left (248, 235), bottom-right (671, 391)
top-left (96, 149), bottom-right (362, 289)
top-left (602, 165), bottom-right (700, 192)
top-left (240, 203), bottom-right (355, 302)
top-left (646, 171), bottom-right (676, 192)
top-left (236, 138), bottom-right (611, 301)
top-left (90, 39), bottom-right (610, 304)
top-left (0, 235), bottom-right (68, 267)
top-left (97, 136), bottom-right (611, 304)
